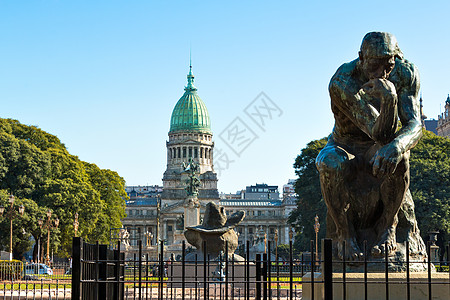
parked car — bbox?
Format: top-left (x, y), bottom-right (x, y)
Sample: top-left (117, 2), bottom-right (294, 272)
top-left (25, 263), bottom-right (53, 276)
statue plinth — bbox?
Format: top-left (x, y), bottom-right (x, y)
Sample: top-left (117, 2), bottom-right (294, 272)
top-left (184, 195), bottom-right (200, 228)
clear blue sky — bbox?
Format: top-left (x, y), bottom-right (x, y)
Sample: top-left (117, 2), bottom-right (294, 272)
top-left (1, 1), bottom-right (449, 193)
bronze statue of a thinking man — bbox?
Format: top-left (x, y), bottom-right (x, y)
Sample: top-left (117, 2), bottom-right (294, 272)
top-left (316, 32), bottom-right (425, 260)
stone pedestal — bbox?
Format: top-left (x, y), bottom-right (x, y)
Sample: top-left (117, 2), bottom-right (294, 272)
top-left (184, 196), bottom-right (200, 228)
top-left (302, 272), bottom-right (450, 300)
top-left (430, 245), bottom-right (440, 264)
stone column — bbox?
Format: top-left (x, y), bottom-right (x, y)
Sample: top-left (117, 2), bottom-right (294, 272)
top-left (284, 225), bottom-right (289, 245)
top-left (244, 225), bottom-right (248, 244)
top-left (163, 220), bottom-right (167, 241)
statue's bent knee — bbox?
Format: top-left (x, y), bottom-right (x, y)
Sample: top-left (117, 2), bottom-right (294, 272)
top-left (316, 146), bottom-right (352, 176)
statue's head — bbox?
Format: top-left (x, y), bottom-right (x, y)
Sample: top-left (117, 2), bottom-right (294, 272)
top-left (358, 32), bottom-right (403, 80)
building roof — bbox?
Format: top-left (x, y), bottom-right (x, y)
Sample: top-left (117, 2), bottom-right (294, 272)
top-left (126, 197), bottom-right (158, 206)
top-left (169, 66), bottom-right (211, 134)
top-left (220, 200), bottom-right (283, 207)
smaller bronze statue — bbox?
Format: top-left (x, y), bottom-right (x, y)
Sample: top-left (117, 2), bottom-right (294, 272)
top-left (183, 157), bottom-right (201, 197)
top-left (184, 202), bottom-right (245, 261)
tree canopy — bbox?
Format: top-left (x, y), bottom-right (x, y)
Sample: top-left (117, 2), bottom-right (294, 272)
top-left (290, 130), bottom-right (450, 254)
top-left (0, 118), bottom-right (127, 259)
top-left (288, 137), bottom-right (328, 251)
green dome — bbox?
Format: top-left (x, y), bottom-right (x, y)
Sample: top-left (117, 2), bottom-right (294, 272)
top-left (169, 68), bottom-right (211, 133)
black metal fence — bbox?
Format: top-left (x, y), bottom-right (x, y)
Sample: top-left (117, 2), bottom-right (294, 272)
top-left (72, 237), bottom-right (125, 300)
top-left (0, 260), bottom-right (72, 299)
top-left (70, 237), bottom-right (450, 300)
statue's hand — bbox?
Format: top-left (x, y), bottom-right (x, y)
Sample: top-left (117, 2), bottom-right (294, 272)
top-left (362, 78), bottom-right (397, 101)
top-left (370, 142), bottom-right (402, 177)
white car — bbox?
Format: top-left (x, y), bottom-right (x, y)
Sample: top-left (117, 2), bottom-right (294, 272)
top-left (25, 263), bottom-right (53, 276)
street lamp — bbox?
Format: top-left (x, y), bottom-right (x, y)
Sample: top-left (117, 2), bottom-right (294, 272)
top-left (41, 210), bottom-right (59, 266)
top-left (274, 229), bottom-right (279, 260)
top-left (38, 218), bottom-right (44, 263)
top-left (289, 227), bottom-right (294, 241)
top-left (156, 194), bottom-right (161, 260)
top-left (73, 212), bottom-right (79, 237)
top-left (264, 233), bottom-right (267, 254)
top-left (0, 194), bottom-right (25, 260)
top-left (314, 215), bottom-right (320, 266)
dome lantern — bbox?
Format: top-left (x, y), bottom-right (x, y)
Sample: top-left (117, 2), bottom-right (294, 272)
top-left (169, 66), bottom-right (211, 134)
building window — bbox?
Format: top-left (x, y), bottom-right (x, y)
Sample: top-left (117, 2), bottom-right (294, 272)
top-left (200, 148), bottom-right (203, 158)
top-left (249, 228), bottom-right (253, 234)
top-left (183, 147), bottom-right (186, 158)
top-left (270, 228), bottom-right (275, 234)
top-left (168, 226), bottom-right (173, 232)
top-left (189, 147), bottom-right (192, 158)
top-left (178, 147), bottom-right (181, 158)
top-left (194, 148), bottom-right (198, 158)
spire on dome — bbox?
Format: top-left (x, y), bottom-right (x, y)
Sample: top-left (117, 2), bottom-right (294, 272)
top-left (185, 50), bottom-right (196, 91)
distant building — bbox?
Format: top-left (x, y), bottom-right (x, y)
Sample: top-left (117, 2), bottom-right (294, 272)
top-left (220, 182), bottom-right (296, 247)
top-left (436, 95), bottom-right (450, 138)
top-left (420, 95), bottom-right (439, 134)
top-left (424, 119), bottom-right (438, 135)
top-left (242, 183), bottom-right (279, 200)
top-left (123, 185), bottom-right (162, 247)
top-left (282, 179), bottom-right (297, 202)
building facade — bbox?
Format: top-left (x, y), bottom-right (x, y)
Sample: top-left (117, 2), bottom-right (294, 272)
top-left (220, 183), bottom-right (296, 248)
top-left (436, 95), bottom-right (450, 138)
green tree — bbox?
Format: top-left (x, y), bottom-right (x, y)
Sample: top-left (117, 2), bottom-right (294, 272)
top-left (0, 190), bottom-right (33, 259)
top-left (0, 118), bottom-right (127, 258)
top-left (288, 138), bottom-right (328, 251)
top-left (409, 130), bottom-right (450, 254)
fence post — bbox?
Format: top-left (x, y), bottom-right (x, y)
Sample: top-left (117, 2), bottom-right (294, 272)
top-left (72, 237), bottom-right (83, 300)
top-left (256, 253), bottom-right (262, 300)
top-left (98, 244), bottom-right (107, 300)
top-left (263, 253), bottom-right (268, 300)
top-left (159, 241), bottom-right (164, 299)
top-left (114, 241), bottom-right (122, 300)
top-left (289, 241), bottom-right (293, 300)
top-left (138, 240), bottom-right (142, 300)
top-left (323, 239), bottom-right (333, 300)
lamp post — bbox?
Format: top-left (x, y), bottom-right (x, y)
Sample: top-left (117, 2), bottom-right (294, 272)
top-left (274, 229), bottom-right (278, 261)
top-left (156, 194), bottom-right (161, 259)
top-left (314, 215), bottom-right (320, 265)
top-left (0, 194), bottom-right (25, 260)
top-left (73, 212), bottom-right (79, 237)
top-left (38, 218), bottom-right (44, 263)
top-left (42, 210), bottom-right (59, 266)
top-left (264, 233), bottom-right (267, 254)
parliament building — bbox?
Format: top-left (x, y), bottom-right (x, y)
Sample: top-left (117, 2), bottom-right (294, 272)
top-left (121, 66), bottom-right (295, 258)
